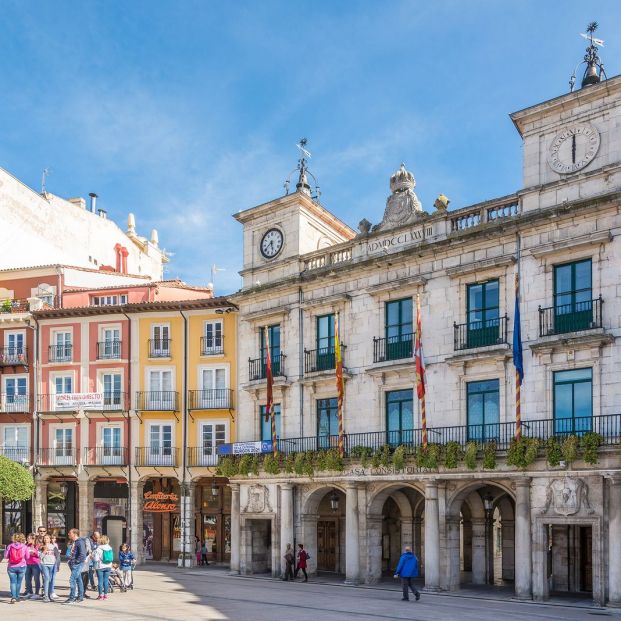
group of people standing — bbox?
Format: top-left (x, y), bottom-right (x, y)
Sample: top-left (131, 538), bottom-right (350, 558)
top-left (4, 526), bottom-right (136, 605)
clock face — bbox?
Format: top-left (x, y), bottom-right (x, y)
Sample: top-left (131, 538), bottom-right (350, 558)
top-left (260, 228), bottom-right (284, 259)
top-left (547, 123), bottom-right (600, 174)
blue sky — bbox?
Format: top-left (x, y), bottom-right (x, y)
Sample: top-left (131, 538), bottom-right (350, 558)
top-left (1, 1), bottom-right (619, 293)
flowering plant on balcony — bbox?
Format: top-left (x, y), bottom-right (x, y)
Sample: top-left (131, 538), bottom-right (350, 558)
top-left (0, 299), bottom-right (12, 313)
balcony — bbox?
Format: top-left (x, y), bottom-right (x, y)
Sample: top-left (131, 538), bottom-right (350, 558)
top-left (148, 339), bottom-right (171, 358)
top-left (38, 392), bottom-right (128, 412)
top-left (304, 346), bottom-right (346, 374)
top-left (83, 446), bottom-right (128, 466)
top-left (0, 347), bottom-right (28, 366)
top-left (248, 354), bottom-right (286, 381)
top-left (373, 334), bottom-right (413, 363)
top-left (454, 316), bottom-right (508, 351)
top-left (200, 336), bottom-right (224, 356)
top-left (96, 340), bottom-right (122, 360)
top-left (48, 344), bottom-right (72, 363)
top-left (0, 447), bottom-right (31, 464)
top-left (135, 391), bottom-right (179, 411)
top-left (37, 448), bottom-right (78, 467)
top-left (187, 447), bottom-right (219, 467)
top-left (188, 389), bottom-right (233, 410)
top-left (0, 298), bottom-right (30, 314)
top-left (538, 297), bottom-right (603, 337)
top-left (0, 394), bottom-right (31, 413)
top-left (135, 446), bottom-right (179, 467)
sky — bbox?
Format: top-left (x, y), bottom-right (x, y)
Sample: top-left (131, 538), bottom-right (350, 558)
top-left (0, 1), bottom-right (620, 293)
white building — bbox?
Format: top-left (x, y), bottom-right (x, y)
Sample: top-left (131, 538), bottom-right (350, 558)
top-left (227, 62), bottom-right (621, 604)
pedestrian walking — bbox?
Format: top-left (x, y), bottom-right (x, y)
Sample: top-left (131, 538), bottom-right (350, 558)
top-left (5, 532), bottom-right (29, 604)
top-left (40, 534), bottom-right (58, 602)
top-left (64, 528), bottom-right (87, 604)
top-left (92, 534), bottom-right (114, 600)
top-left (282, 543), bottom-right (294, 581)
top-left (24, 532), bottom-right (41, 599)
top-left (201, 540), bottom-right (209, 566)
top-left (294, 543), bottom-right (309, 582)
top-left (119, 543), bottom-right (135, 590)
top-left (393, 546), bottom-right (421, 601)
top-left (195, 536), bottom-right (201, 565)
top-left (84, 530), bottom-right (99, 594)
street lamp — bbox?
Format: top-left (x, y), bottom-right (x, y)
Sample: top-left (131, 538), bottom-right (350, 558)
top-left (330, 491), bottom-right (339, 512)
top-left (211, 477), bottom-right (219, 498)
top-left (59, 481), bottom-right (68, 496)
top-left (483, 494), bottom-right (494, 585)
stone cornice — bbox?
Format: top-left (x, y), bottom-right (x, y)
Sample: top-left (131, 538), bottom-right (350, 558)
top-left (446, 255), bottom-right (516, 279)
top-left (529, 230), bottom-right (613, 258)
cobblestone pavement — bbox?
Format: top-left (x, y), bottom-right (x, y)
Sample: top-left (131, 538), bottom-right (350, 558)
top-left (0, 565), bottom-right (619, 620)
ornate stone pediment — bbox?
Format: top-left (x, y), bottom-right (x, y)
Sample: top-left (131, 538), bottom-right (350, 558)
top-left (374, 164), bottom-right (424, 232)
top-left (540, 477), bottom-right (594, 516)
top-left (243, 484), bottom-right (272, 513)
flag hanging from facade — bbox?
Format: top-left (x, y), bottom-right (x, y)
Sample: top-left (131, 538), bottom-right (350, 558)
top-left (512, 272), bottom-right (524, 440)
top-left (264, 328), bottom-right (278, 456)
top-left (335, 313), bottom-right (345, 457)
top-left (415, 294), bottom-right (428, 447)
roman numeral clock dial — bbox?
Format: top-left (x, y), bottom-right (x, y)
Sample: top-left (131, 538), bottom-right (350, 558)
top-left (260, 228), bottom-right (284, 259)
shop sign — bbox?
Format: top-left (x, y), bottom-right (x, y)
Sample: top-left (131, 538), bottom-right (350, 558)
top-left (55, 392), bottom-right (104, 410)
top-left (217, 441), bottom-right (273, 456)
top-left (143, 491), bottom-right (179, 513)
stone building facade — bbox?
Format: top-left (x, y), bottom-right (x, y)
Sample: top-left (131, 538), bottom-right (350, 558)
top-left (227, 75), bottom-right (621, 605)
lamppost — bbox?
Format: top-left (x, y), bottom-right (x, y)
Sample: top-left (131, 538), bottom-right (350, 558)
top-left (330, 491), bottom-right (339, 512)
top-left (483, 494), bottom-right (494, 586)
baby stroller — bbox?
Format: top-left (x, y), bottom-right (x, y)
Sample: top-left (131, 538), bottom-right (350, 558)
top-left (108, 564), bottom-right (126, 592)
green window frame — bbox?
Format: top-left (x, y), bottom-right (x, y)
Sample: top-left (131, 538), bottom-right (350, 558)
top-left (317, 397), bottom-right (339, 449)
top-left (466, 379), bottom-right (500, 442)
top-left (553, 259), bottom-right (593, 333)
top-left (260, 404), bottom-right (281, 442)
top-left (466, 280), bottom-right (500, 348)
top-left (384, 299), bottom-right (413, 360)
top-left (553, 368), bottom-right (592, 434)
top-left (386, 389), bottom-right (414, 446)
top-left (259, 324), bottom-right (281, 375)
top-left (315, 314), bottom-right (335, 371)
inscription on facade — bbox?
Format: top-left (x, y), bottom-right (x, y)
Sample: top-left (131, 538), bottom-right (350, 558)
top-left (366, 226), bottom-right (432, 254)
top-left (346, 465), bottom-right (423, 476)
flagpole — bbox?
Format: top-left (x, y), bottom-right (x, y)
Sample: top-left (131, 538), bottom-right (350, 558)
top-left (513, 234), bottom-right (523, 441)
top-left (415, 294), bottom-right (427, 448)
top-left (265, 327), bottom-right (278, 457)
top-left (335, 313), bottom-right (345, 457)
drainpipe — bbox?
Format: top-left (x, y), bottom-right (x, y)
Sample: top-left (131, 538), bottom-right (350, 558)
top-left (122, 309), bottom-right (132, 550)
top-left (298, 287), bottom-right (304, 436)
top-left (55, 266), bottom-right (63, 308)
top-left (31, 315), bottom-right (40, 516)
top-left (179, 308), bottom-right (189, 567)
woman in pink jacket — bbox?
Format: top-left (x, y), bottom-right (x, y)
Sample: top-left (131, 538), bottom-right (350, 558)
top-left (5, 532), bottom-right (30, 604)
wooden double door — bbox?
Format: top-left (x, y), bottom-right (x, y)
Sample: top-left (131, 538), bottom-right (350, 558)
top-left (317, 519), bottom-right (338, 572)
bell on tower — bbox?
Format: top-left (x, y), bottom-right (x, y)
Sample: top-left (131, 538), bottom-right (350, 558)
top-left (283, 138), bottom-right (321, 200)
top-left (569, 22), bottom-right (607, 92)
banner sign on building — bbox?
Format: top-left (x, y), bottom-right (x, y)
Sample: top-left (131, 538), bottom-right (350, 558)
top-left (217, 441), bottom-right (273, 456)
top-left (143, 491), bottom-right (179, 513)
top-left (55, 392), bottom-right (104, 410)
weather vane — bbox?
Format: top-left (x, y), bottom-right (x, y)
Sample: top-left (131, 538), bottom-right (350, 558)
top-left (283, 138), bottom-right (321, 200)
top-left (569, 22), bottom-right (607, 92)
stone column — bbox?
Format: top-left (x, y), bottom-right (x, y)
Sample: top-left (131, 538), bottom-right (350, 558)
top-left (280, 484), bottom-right (294, 577)
top-left (129, 479), bottom-right (144, 564)
top-left (446, 516), bottom-right (461, 590)
top-left (33, 479), bottom-right (48, 531)
top-left (471, 518), bottom-right (486, 584)
top-left (424, 480), bottom-right (440, 590)
top-left (180, 482), bottom-right (195, 567)
top-left (366, 514), bottom-right (382, 584)
top-left (345, 483), bottom-right (360, 585)
top-left (514, 478), bottom-right (532, 599)
top-left (78, 478), bottom-right (95, 535)
top-left (229, 483), bottom-right (241, 574)
top-left (608, 476), bottom-right (621, 606)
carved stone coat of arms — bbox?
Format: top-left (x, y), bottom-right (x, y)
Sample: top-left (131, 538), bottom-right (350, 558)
top-left (541, 477), bottom-right (594, 516)
top-left (243, 484), bottom-right (272, 513)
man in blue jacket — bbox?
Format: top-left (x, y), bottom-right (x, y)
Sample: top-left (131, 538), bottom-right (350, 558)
top-left (64, 528), bottom-right (87, 604)
top-left (394, 546), bottom-right (421, 601)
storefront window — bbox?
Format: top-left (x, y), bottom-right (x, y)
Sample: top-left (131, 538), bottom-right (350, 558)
top-left (47, 484), bottom-right (67, 539)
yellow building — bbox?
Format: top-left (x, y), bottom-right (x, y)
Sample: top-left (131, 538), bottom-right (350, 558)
top-left (130, 297), bottom-right (237, 563)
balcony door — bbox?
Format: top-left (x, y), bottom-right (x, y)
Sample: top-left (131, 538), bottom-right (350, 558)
top-left (3, 426), bottom-right (28, 462)
top-left (203, 320), bottom-right (223, 355)
top-left (53, 331), bottom-right (72, 361)
top-left (200, 368), bottom-right (227, 408)
top-left (151, 325), bottom-right (170, 357)
top-left (554, 260), bottom-right (592, 333)
top-left (4, 377), bottom-right (27, 412)
top-left (260, 404), bottom-right (281, 444)
top-left (200, 422), bottom-right (227, 465)
top-left (386, 389), bottom-right (414, 446)
top-left (102, 328), bottom-right (121, 359)
top-left (467, 380), bottom-right (500, 441)
top-left (553, 368), bottom-right (592, 434)
top-left (54, 428), bottom-right (73, 465)
top-left (149, 424), bottom-right (173, 465)
top-left (102, 373), bottom-right (122, 408)
top-left (385, 299), bottom-right (413, 360)
top-left (6, 332), bottom-right (25, 362)
top-left (53, 376), bottom-right (73, 411)
top-left (317, 397), bottom-right (339, 449)
top-left (259, 325), bottom-right (281, 375)
top-left (316, 314), bottom-right (335, 371)
top-left (467, 280), bottom-right (499, 348)
top-left (102, 426), bottom-right (122, 464)
top-left (148, 370), bottom-right (174, 409)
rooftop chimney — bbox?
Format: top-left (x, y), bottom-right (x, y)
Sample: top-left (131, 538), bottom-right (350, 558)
top-left (89, 192), bottom-right (98, 213)
top-left (98, 209), bottom-right (107, 219)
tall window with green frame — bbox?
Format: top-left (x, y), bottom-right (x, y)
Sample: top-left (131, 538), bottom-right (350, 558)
top-left (259, 324), bottom-right (281, 376)
top-left (386, 389), bottom-right (414, 446)
top-left (316, 314), bottom-right (335, 371)
top-left (260, 404), bottom-right (281, 442)
top-left (466, 379), bottom-right (500, 441)
top-left (317, 397), bottom-right (339, 448)
top-left (553, 368), bottom-right (592, 434)
top-left (467, 280), bottom-right (500, 348)
top-left (385, 298), bottom-right (413, 361)
top-left (554, 259), bottom-right (592, 333)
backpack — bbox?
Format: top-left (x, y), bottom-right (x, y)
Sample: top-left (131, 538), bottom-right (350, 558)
top-left (8, 544), bottom-right (25, 565)
top-left (102, 548), bottom-right (113, 564)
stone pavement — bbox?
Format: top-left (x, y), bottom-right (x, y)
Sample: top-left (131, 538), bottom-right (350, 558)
top-left (0, 564), bottom-right (619, 620)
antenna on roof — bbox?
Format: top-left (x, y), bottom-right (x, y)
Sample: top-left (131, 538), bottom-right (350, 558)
top-left (41, 168), bottom-right (51, 194)
top-left (211, 264), bottom-right (226, 290)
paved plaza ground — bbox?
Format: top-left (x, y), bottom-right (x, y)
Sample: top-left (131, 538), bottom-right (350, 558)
top-left (0, 565), bottom-right (619, 620)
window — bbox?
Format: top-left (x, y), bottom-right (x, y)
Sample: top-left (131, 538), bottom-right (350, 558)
top-left (385, 299), bottom-right (413, 360)
top-left (200, 368), bottom-right (228, 408)
top-left (92, 294), bottom-right (128, 306)
top-left (150, 324), bottom-right (170, 357)
top-left (148, 370), bottom-right (174, 409)
top-left (54, 375), bottom-right (73, 394)
top-left (149, 424), bottom-right (173, 464)
top-left (102, 426), bottom-right (122, 463)
top-left (51, 331), bottom-right (72, 362)
top-left (260, 404), bottom-right (281, 442)
top-left (102, 373), bottom-right (122, 407)
top-left (3, 426), bottom-right (28, 461)
top-left (100, 327), bottom-right (121, 359)
top-left (386, 389), bottom-right (414, 445)
top-left (203, 320), bottom-right (223, 355)
top-left (467, 380), bottom-right (500, 441)
top-left (554, 368), bottom-right (592, 434)
top-left (3, 377), bottom-right (28, 412)
top-left (315, 314), bottom-right (336, 371)
top-left (5, 332), bottom-right (25, 363)
top-left (54, 428), bottom-right (73, 464)
top-left (467, 280), bottom-right (500, 347)
top-left (200, 422), bottom-right (227, 465)
top-left (317, 397), bottom-right (338, 448)
top-left (259, 325), bottom-right (281, 374)
top-left (554, 259), bottom-right (593, 333)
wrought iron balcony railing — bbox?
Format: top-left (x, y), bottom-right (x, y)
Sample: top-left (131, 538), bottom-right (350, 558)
top-left (188, 389), bottom-right (233, 410)
top-left (37, 448), bottom-right (78, 467)
top-left (187, 446), bottom-right (220, 467)
top-left (538, 296), bottom-right (603, 337)
top-left (83, 446), bottom-right (128, 466)
top-left (0, 347), bottom-right (28, 366)
top-left (0, 393), bottom-right (31, 413)
top-left (96, 340), bottom-right (122, 360)
top-left (135, 391), bottom-right (179, 411)
top-left (148, 339), bottom-right (172, 358)
top-left (248, 353), bottom-right (286, 381)
top-left (373, 334), bottom-right (413, 363)
top-left (304, 346), bottom-right (346, 374)
top-left (135, 446), bottom-right (179, 467)
top-left (454, 316), bottom-right (508, 351)
top-left (0, 447), bottom-right (31, 464)
top-left (48, 344), bottom-right (72, 363)
top-left (200, 336), bottom-right (224, 356)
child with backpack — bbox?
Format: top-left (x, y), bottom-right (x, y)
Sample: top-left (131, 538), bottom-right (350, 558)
top-left (5, 532), bottom-right (30, 604)
top-left (118, 543), bottom-right (135, 590)
top-left (92, 534), bottom-right (114, 600)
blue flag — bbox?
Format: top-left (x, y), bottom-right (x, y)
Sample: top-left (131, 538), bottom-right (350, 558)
top-left (512, 277), bottom-right (524, 383)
